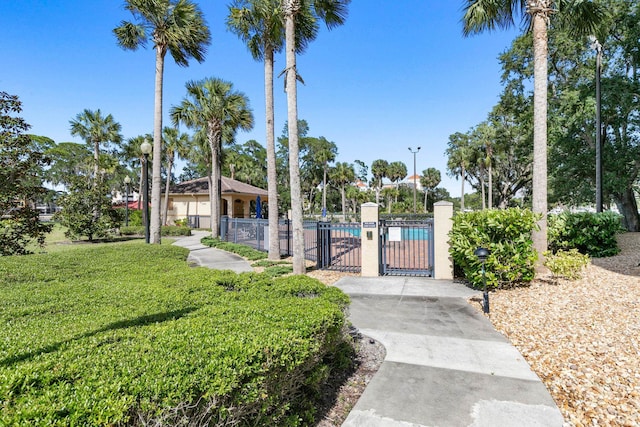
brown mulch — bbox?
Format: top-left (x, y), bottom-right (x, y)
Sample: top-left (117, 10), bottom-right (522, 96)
top-left (471, 233), bottom-right (640, 427)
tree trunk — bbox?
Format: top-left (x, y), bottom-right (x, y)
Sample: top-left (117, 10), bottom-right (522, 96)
top-left (150, 46), bottom-right (165, 244)
top-left (209, 123), bottom-right (222, 238)
top-left (322, 163), bottom-right (327, 216)
top-left (341, 185), bottom-right (346, 218)
top-left (614, 188), bottom-right (640, 231)
top-left (93, 139), bottom-right (100, 183)
top-left (265, 48), bottom-right (281, 260)
top-left (488, 162), bottom-right (493, 209)
top-left (480, 175), bottom-right (486, 210)
top-left (531, 11), bottom-right (549, 270)
top-left (460, 165), bottom-right (465, 211)
top-left (162, 154), bottom-right (173, 226)
top-left (284, 3), bottom-right (305, 275)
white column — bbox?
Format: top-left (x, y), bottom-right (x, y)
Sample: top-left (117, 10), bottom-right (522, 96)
top-left (433, 201), bottom-right (454, 280)
top-left (360, 202), bottom-right (380, 277)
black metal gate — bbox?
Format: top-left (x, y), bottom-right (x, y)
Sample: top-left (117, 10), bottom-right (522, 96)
top-left (379, 219), bottom-right (434, 276)
top-left (317, 222), bottom-right (361, 273)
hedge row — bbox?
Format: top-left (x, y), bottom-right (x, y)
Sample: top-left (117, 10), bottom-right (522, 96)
top-left (120, 225), bottom-right (192, 237)
top-left (0, 243), bottom-right (350, 426)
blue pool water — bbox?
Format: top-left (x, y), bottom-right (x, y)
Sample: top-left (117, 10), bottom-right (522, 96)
top-left (346, 227), bottom-right (430, 240)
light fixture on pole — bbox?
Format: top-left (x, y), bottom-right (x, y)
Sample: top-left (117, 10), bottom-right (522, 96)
top-left (474, 247), bottom-right (490, 314)
top-left (408, 146), bottom-right (421, 214)
top-left (590, 36), bottom-right (603, 213)
top-left (140, 139), bottom-right (152, 244)
top-left (124, 176), bottom-right (131, 227)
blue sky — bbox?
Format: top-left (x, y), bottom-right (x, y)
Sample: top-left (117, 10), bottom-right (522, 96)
top-left (1, 0), bottom-right (520, 194)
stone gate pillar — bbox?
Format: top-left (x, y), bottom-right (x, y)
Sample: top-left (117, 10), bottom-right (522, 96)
top-left (360, 202), bottom-right (379, 277)
top-left (433, 201), bottom-right (454, 280)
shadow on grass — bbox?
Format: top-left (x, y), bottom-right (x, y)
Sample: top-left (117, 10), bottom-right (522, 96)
top-left (1, 307), bottom-right (198, 367)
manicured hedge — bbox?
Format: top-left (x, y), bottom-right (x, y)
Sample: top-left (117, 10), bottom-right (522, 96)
top-left (449, 208), bottom-right (539, 289)
top-left (548, 211), bottom-right (623, 257)
top-left (201, 236), bottom-right (268, 261)
top-left (0, 243), bottom-right (349, 426)
top-left (120, 225), bottom-right (192, 237)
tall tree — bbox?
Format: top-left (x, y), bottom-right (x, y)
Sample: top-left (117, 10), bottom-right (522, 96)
top-left (282, 0), bottom-right (350, 274)
top-left (227, 0), bottom-right (315, 260)
top-left (446, 132), bottom-right (472, 211)
top-left (462, 0), bottom-right (604, 264)
top-left (114, 0), bottom-right (211, 244)
top-left (69, 109), bottom-right (122, 181)
top-left (420, 167), bottom-right (441, 212)
top-left (0, 92), bottom-right (52, 255)
top-left (171, 78), bottom-right (254, 238)
top-left (387, 161), bottom-right (408, 203)
top-left (370, 159), bottom-right (389, 205)
top-left (162, 127), bottom-right (190, 225)
top-left (329, 161), bottom-right (355, 218)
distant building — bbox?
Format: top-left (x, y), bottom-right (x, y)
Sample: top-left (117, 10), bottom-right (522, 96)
top-left (403, 174), bottom-right (423, 191)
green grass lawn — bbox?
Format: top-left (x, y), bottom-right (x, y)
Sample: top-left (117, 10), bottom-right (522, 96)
top-left (0, 241), bottom-right (349, 425)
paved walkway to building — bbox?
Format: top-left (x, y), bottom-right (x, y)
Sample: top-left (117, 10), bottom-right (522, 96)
top-left (172, 233), bottom-right (564, 426)
top-left (335, 276), bottom-right (564, 427)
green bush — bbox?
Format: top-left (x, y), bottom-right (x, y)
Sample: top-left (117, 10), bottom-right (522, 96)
top-left (548, 211), bottom-right (622, 257)
top-left (119, 225), bottom-right (191, 237)
top-left (0, 243), bottom-right (348, 425)
top-left (543, 249), bottom-right (590, 281)
top-left (449, 208), bottom-right (540, 289)
top-left (201, 236), bottom-right (268, 261)
top-left (118, 208), bottom-right (143, 226)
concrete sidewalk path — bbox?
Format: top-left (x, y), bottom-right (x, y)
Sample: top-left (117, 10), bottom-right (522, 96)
top-left (171, 230), bottom-right (253, 273)
top-left (335, 276), bottom-right (564, 427)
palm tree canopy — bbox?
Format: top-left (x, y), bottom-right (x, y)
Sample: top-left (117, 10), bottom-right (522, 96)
top-left (114, 0), bottom-right (211, 66)
top-left (69, 109), bottom-right (122, 147)
top-left (462, 0), bottom-right (605, 38)
top-left (171, 78), bottom-right (254, 137)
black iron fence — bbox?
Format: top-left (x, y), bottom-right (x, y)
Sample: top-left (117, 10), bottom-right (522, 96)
top-left (220, 217), bottom-right (360, 272)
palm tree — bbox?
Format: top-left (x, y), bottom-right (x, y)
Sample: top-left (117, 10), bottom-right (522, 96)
top-left (446, 132), bottom-right (472, 211)
top-left (387, 161), bottom-right (407, 203)
top-left (162, 127), bottom-right (190, 225)
top-left (282, 0), bottom-right (350, 274)
top-left (69, 109), bottom-right (122, 182)
top-left (420, 167), bottom-right (441, 212)
top-left (462, 0), bottom-right (604, 263)
top-left (227, 0), bottom-right (318, 260)
top-left (171, 78), bottom-right (254, 238)
top-left (370, 159), bottom-right (389, 205)
top-left (114, 0), bottom-right (211, 244)
top-left (329, 162), bottom-right (355, 218)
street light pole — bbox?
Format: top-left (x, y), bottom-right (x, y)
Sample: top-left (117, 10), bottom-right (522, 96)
top-left (140, 139), bottom-right (152, 244)
top-left (591, 36), bottom-right (603, 213)
top-left (124, 176), bottom-right (131, 227)
top-left (408, 146), bottom-right (421, 214)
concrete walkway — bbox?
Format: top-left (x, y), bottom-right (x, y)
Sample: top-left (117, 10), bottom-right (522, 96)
top-left (335, 277), bottom-right (564, 427)
top-left (171, 230), bottom-right (253, 273)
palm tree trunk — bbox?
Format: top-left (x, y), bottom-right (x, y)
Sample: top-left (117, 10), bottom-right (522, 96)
top-left (265, 48), bottom-right (281, 260)
top-left (284, 2), bottom-right (305, 275)
top-left (162, 154), bottom-right (173, 225)
top-left (93, 139), bottom-right (100, 183)
top-left (209, 123), bottom-right (222, 238)
top-left (481, 175), bottom-right (486, 210)
top-left (460, 165), bottom-right (465, 211)
top-left (532, 12), bottom-right (549, 269)
top-left (341, 185), bottom-right (346, 218)
top-left (488, 163), bottom-right (493, 209)
top-left (150, 46), bottom-right (165, 244)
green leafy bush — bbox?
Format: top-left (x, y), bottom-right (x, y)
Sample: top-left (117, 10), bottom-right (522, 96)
top-left (201, 236), bottom-right (268, 261)
top-left (449, 208), bottom-right (540, 289)
top-left (120, 225), bottom-right (191, 237)
top-left (548, 211), bottom-right (622, 257)
top-left (543, 249), bottom-right (590, 281)
top-left (0, 243), bottom-right (348, 425)
top-left (117, 208), bottom-right (142, 226)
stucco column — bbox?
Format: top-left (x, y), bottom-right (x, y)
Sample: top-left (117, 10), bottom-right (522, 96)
top-left (360, 202), bottom-right (379, 277)
top-left (433, 201), bottom-right (454, 280)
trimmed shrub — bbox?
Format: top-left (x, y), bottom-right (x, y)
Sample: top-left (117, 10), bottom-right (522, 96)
top-left (548, 211), bottom-right (623, 257)
top-left (543, 249), bottom-right (590, 281)
top-left (0, 243), bottom-right (348, 425)
top-left (449, 208), bottom-right (539, 289)
top-left (201, 236), bottom-right (268, 261)
top-left (119, 225), bottom-right (191, 237)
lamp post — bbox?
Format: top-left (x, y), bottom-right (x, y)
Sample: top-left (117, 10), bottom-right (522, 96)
top-left (408, 146), bottom-right (421, 214)
top-left (140, 139), bottom-right (152, 244)
top-left (474, 247), bottom-right (490, 314)
top-left (124, 176), bottom-right (131, 227)
top-left (590, 36), bottom-right (603, 213)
